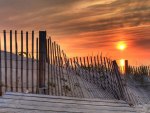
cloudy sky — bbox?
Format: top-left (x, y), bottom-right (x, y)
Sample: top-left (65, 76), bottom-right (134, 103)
top-left (0, 0), bottom-right (150, 65)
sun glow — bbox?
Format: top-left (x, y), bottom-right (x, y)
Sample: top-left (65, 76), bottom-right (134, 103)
top-left (119, 59), bottom-right (125, 67)
top-left (117, 41), bottom-right (126, 51)
top-left (118, 59), bottom-right (125, 74)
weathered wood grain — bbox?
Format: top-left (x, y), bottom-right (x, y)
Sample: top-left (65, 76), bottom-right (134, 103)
top-left (0, 92), bottom-right (137, 113)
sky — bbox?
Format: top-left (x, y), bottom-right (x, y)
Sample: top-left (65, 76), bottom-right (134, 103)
top-left (0, 0), bottom-right (150, 65)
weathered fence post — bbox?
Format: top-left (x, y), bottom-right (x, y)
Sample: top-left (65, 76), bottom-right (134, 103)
top-left (125, 60), bottom-right (128, 74)
top-left (39, 31), bottom-right (47, 94)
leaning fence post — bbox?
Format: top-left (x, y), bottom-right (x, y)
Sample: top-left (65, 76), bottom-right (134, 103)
top-left (112, 60), bottom-right (125, 100)
top-left (39, 31), bottom-right (47, 94)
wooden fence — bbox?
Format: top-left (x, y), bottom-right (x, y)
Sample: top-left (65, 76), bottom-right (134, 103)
top-left (0, 30), bottom-right (130, 102)
top-left (0, 30), bottom-right (68, 96)
top-left (127, 65), bottom-right (150, 77)
top-left (126, 65), bottom-right (150, 84)
top-left (65, 56), bottom-right (125, 100)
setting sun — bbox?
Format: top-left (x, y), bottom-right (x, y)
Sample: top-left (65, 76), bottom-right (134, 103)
top-left (117, 41), bottom-right (127, 51)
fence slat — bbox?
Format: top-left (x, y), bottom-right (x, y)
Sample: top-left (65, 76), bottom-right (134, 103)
top-left (10, 30), bottom-right (13, 91)
top-left (83, 57), bottom-right (86, 80)
top-left (26, 31), bottom-right (29, 91)
top-left (59, 48), bottom-right (66, 96)
top-left (90, 56), bottom-right (95, 83)
top-left (15, 30), bottom-right (18, 92)
top-left (31, 31), bottom-right (34, 93)
top-left (21, 31), bottom-right (24, 92)
top-left (47, 39), bottom-right (50, 95)
top-left (56, 44), bottom-right (62, 96)
top-left (68, 58), bottom-right (75, 97)
top-left (57, 45), bottom-right (62, 96)
top-left (49, 38), bottom-right (53, 95)
top-left (100, 55), bottom-right (105, 90)
top-left (54, 42), bottom-right (59, 96)
top-left (36, 38), bottom-right (39, 93)
top-left (4, 30), bottom-right (7, 92)
top-left (86, 56), bottom-right (91, 83)
top-left (52, 42), bottom-right (56, 95)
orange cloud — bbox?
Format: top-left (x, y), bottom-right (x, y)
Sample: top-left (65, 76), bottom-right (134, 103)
top-left (0, 0), bottom-right (150, 65)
